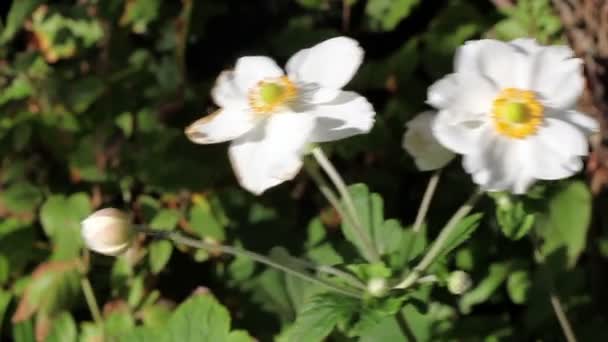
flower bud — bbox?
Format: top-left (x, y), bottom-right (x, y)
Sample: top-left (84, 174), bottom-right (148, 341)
top-left (403, 111), bottom-right (455, 171)
top-left (81, 208), bottom-right (134, 256)
top-left (367, 278), bottom-right (387, 297)
top-left (447, 271), bottom-right (472, 295)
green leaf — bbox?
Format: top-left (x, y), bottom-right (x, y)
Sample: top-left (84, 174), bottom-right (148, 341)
top-left (0, 289), bottom-right (12, 333)
top-left (285, 293), bottom-right (359, 342)
top-left (366, 0), bottom-right (420, 31)
top-left (46, 312), bottom-right (77, 342)
top-left (39, 193), bottom-right (91, 259)
top-left (13, 261), bottom-right (81, 322)
top-left (0, 181), bottom-right (42, 215)
top-left (163, 295), bottom-right (249, 342)
top-left (436, 213), bottom-right (483, 261)
top-left (150, 209), bottom-right (181, 231)
top-left (189, 199), bottom-right (225, 241)
top-left (0, 0), bottom-right (43, 43)
top-left (507, 270), bottom-right (532, 304)
top-left (12, 320), bottom-right (35, 342)
top-left (149, 240), bottom-right (173, 274)
top-left (343, 183), bottom-right (414, 264)
top-left (459, 262), bottom-right (510, 314)
top-left (120, 0), bottom-right (162, 34)
top-left (492, 194), bottom-right (535, 240)
top-left (535, 181), bottom-right (592, 267)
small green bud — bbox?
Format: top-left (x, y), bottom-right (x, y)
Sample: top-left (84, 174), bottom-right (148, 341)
top-left (447, 271), bottom-right (472, 295)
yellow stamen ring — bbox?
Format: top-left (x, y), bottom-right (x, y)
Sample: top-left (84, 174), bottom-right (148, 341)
top-left (492, 88), bottom-right (543, 139)
top-left (248, 76), bottom-right (297, 115)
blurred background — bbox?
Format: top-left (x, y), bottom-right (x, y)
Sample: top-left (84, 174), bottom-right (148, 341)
top-left (1, 0), bottom-right (606, 341)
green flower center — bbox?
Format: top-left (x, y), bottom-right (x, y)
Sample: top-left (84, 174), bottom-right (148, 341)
top-left (503, 102), bottom-right (528, 123)
top-left (259, 83), bottom-right (285, 104)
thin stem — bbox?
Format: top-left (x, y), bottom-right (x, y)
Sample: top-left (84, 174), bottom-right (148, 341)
top-left (550, 292), bottom-right (578, 342)
top-left (137, 227), bottom-right (363, 299)
top-left (311, 147), bottom-right (380, 262)
top-left (396, 313), bottom-right (418, 342)
top-left (287, 256), bottom-right (367, 291)
top-left (413, 171), bottom-right (441, 234)
top-left (304, 161), bottom-right (378, 263)
top-left (394, 190), bottom-right (483, 289)
top-left (81, 277), bottom-right (103, 325)
top-left (403, 171), bottom-right (442, 263)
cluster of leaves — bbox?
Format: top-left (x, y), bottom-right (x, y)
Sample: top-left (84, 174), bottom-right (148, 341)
top-left (0, 0), bottom-right (606, 341)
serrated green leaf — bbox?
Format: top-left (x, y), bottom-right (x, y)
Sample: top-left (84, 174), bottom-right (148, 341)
top-left (150, 209), bottom-right (181, 231)
top-left (536, 181), bottom-right (592, 267)
top-left (163, 295), bottom-right (231, 342)
top-left (285, 293), bottom-right (359, 342)
top-left (436, 213), bottom-right (483, 262)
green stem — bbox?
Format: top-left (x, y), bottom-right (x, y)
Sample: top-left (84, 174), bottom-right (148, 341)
top-left (137, 227), bottom-right (363, 299)
top-left (396, 312), bottom-right (418, 342)
top-left (81, 277), bottom-right (103, 325)
top-left (394, 190), bottom-right (483, 289)
top-left (311, 147), bottom-right (380, 262)
top-left (304, 160), bottom-right (378, 263)
top-left (550, 292), bottom-right (578, 342)
top-left (404, 171), bottom-right (442, 263)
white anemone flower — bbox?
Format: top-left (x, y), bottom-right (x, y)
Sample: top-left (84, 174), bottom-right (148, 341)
top-left (429, 39), bottom-right (598, 194)
top-left (186, 37), bottom-right (375, 194)
top-left (403, 111), bottom-right (455, 171)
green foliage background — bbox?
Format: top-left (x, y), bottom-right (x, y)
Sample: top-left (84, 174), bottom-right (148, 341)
top-left (0, 0), bottom-right (605, 341)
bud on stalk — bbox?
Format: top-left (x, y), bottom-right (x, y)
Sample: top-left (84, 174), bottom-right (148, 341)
top-left (81, 208), bottom-right (134, 256)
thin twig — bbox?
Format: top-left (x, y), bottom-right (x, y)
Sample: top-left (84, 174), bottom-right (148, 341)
top-left (396, 312), bottom-right (418, 342)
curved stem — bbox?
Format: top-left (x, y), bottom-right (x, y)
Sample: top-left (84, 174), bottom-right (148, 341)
top-left (81, 277), bottom-right (103, 325)
top-left (395, 190), bottom-right (483, 289)
top-left (404, 171), bottom-right (442, 263)
top-left (311, 147), bottom-right (380, 262)
top-left (136, 227), bottom-right (363, 299)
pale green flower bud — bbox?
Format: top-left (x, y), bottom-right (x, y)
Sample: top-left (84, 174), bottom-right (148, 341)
top-left (81, 208), bottom-right (134, 256)
top-left (367, 278), bottom-right (387, 297)
top-left (447, 271), bottom-right (472, 295)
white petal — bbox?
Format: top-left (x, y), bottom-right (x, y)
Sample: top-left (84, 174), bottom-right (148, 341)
top-left (234, 56), bottom-right (284, 93)
top-left (510, 38), bottom-right (542, 54)
top-left (427, 74), bottom-right (459, 109)
top-left (463, 136), bottom-right (525, 192)
top-left (308, 91), bottom-right (375, 142)
top-left (403, 111), bottom-right (455, 171)
top-left (427, 72), bottom-right (497, 119)
top-left (228, 112), bottom-right (314, 194)
top-left (537, 118), bottom-right (589, 156)
top-left (211, 71), bottom-right (248, 108)
top-left (286, 37), bottom-right (363, 90)
top-left (524, 137), bottom-right (582, 180)
top-left (432, 111), bottom-right (487, 155)
top-left (551, 110), bottom-right (599, 134)
top-left (455, 39), bottom-right (527, 89)
top-left (528, 46), bottom-right (583, 109)
top-left (185, 109), bottom-right (257, 144)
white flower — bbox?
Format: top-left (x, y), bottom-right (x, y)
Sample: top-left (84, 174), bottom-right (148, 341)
top-left (81, 208), bottom-right (134, 256)
top-left (403, 111), bottom-right (455, 171)
top-left (186, 37), bottom-right (375, 194)
top-left (429, 39), bottom-right (598, 194)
